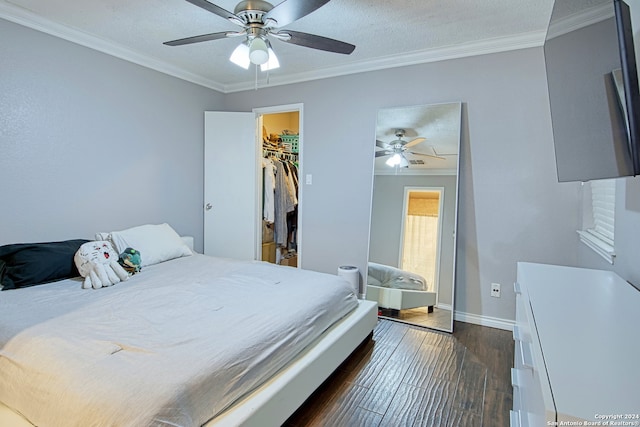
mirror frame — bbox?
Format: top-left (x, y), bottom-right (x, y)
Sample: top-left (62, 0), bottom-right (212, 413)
top-left (366, 102), bottom-right (462, 332)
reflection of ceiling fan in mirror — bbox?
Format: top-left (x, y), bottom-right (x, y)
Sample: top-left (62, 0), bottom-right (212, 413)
top-left (375, 129), bottom-right (445, 168)
top-left (163, 0), bottom-right (355, 71)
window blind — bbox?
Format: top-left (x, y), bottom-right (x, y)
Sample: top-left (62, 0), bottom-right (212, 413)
top-left (588, 179), bottom-right (615, 244)
top-left (577, 179), bottom-right (616, 263)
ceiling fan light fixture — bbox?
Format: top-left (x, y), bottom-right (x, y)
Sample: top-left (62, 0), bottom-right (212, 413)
top-left (386, 153), bottom-right (402, 167)
top-left (385, 152), bottom-right (409, 168)
top-left (260, 44), bottom-right (280, 71)
top-left (165, 0), bottom-right (357, 75)
top-left (249, 37), bottom-right (269, 65)
top-left (229, 42), bottom-right (250, 69)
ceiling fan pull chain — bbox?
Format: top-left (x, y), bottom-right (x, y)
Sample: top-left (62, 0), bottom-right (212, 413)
top-left (254, 64), bottom-right (258, 90)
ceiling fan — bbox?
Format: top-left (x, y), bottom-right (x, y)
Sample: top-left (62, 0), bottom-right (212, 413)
top-left (163, 0), bottom-right (355, 71)
top-left (375, 129), bottom-right (445, 168)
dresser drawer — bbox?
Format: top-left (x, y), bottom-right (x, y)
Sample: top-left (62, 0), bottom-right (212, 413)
top-left (512, 281), bottom-right (556, 425)
top-left (509, 410), bottom-right (520, 427)
top-left (513, 326), bottom-right (534, 370)
top-left (511, 368), bottom-right (523, 412)
top-left (510, 409), bottom-right (532, 427)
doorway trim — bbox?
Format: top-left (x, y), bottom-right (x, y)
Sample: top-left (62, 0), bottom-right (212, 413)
top-left (253, 103), bottom-right (304, 267)
top-left (398, 186), bottom-right (445, 301)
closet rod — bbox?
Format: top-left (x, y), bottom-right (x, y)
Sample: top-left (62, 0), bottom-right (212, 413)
top-left (263, 148), bottom-right (298, 161)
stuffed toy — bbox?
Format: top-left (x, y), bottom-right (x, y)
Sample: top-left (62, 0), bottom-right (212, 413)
top-left (118, 248), bottom-right (141, 275)
top-left (74, 241), bottom-right (129, 289)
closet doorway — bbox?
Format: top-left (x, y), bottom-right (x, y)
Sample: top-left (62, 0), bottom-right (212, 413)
top-left (202, 105), bottom-right (303, 267)
top-left (258, 106), bottom-right (301, 268)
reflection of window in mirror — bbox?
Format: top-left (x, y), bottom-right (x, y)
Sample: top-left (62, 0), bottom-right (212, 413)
top-left (400, 188), bottom-right (443, 293)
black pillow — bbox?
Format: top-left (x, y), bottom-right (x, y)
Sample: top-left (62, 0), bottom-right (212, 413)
top-left (0, 239), bottom-right (90, 290)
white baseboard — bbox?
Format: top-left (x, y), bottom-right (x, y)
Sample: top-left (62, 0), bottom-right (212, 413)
top-left (454, 310), bottom-right (514, 331)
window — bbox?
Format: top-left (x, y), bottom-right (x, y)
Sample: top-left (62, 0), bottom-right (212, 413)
top-left (577, 179), bottom-right (616, 263)
top-left (400, 188), bottom-right (443, 292)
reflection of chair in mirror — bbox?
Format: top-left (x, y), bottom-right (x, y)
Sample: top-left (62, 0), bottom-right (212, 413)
top-left (365, 262), bottom-right (436, 316)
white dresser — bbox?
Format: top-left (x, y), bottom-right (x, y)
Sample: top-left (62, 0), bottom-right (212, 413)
top-left (511, 262), bottom-right (640, 426)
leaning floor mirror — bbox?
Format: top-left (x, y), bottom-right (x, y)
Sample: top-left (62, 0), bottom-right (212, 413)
top-left (366, 102), bottom-right (462, 332)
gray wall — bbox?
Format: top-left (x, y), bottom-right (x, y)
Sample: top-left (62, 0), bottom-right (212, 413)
top-left (369, 174), bottom-right (457, 306)
top-left (2, 16), bottom-right (593, 323)
top-left (0, 18), bottom-right (224, 250)
top-left (225, 48), bottom-right (581, 322)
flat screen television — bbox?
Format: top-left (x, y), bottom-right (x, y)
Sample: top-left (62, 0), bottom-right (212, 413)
top-left (544, 0), bottom-right (640, 182)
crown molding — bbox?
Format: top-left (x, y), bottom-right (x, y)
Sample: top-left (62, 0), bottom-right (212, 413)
top-left (1, 0), bottom-right (546, 94)
top-left (547, 3), bottom-right (612, 40)
top-left (223, 30), bottom-right (547, 93)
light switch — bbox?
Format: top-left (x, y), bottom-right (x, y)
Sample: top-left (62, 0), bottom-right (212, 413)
top-left (305, 174), bottom-right (312, 185)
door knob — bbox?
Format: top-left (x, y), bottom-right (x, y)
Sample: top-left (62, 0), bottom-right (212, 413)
top-left (205, 203), bottom-right (212, 211)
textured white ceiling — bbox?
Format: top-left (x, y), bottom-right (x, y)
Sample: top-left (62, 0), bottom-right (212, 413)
top-left (375, 102), bottom-right (462, 173)
top-left (0, 0), bottom-right (558, 92)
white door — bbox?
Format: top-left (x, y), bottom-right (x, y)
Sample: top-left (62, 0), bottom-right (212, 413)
top-left (204, 111), bottom-right (258, 259)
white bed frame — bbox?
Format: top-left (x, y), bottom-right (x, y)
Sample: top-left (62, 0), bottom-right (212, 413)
top-left (0, 300), bottom-right (378, 427)
top-left (366, 284), bottom-right (436, 312)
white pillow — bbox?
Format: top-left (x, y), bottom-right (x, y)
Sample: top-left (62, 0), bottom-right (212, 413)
top-left (99, 223), bottom-right (192, 267)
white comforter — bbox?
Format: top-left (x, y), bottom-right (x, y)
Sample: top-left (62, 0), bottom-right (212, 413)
top-left (0, 254), bottom-right (358, 427)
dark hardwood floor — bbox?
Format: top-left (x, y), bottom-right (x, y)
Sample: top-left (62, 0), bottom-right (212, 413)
top-left (284, 319), bottom-right (513, 427)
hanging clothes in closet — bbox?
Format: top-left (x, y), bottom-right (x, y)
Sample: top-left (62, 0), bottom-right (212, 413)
top-left (284, 161), bottom-right (298, 252)
top-left (274, 159), bottom-right (297, 248)
top-left (262, 157), bottom-right (276, 223)
top-left (262, 149), bottom-right (299, 260)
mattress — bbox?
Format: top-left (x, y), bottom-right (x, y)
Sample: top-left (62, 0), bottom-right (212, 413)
top-left (0, 254), bottom-right (358, 427)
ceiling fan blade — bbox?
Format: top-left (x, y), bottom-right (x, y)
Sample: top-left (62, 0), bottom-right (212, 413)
top-left (185, 0), bottom-right (242, 23)
top-left (163, 31), bottom-right (229, 46)
top-left (403, 137), bottom-right (426, 149)
top-left (407, 151), bottom-right (446, 160)
top-left (376, 140), bottom-right (390, 149)
top-left (375, 150), bottom-right (393, 158)
top-left (277, 30), bottom-right (355, 54)
top-left (264, 0), bottom-right (331, 28)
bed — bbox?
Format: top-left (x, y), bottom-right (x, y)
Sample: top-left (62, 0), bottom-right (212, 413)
top-left (366, 262), bottom-right (436, 314)
top-left (0, 225), bottom-right (378, 427)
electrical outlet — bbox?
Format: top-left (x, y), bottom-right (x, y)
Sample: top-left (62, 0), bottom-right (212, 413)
top-left (491, 283), bottom-right (501, 298)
